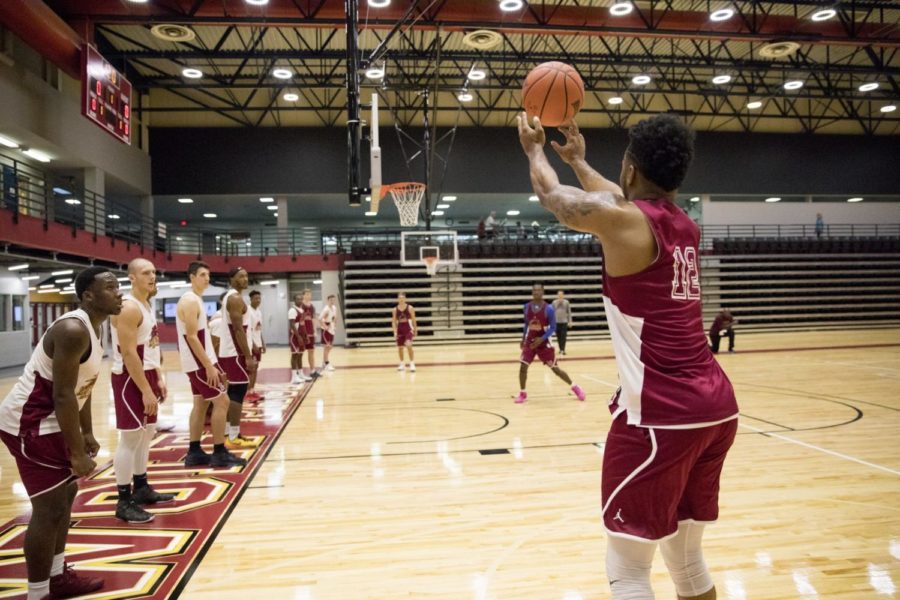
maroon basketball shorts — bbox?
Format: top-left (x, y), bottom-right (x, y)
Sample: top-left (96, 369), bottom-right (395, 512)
top-left (219, 355), bottom-right (250, 384)
top-left (290, 333), bottom-right (302, 354)
top-left (601, 412), bottom-right (738, 541)
top-left (187, 366), bottom-right (227, 400)
top-left (112, 368), bottom-right (161, 430)
top-left (520, 340), bottom-right (557, 366)
top-left (396, 331), bottom-right (414, 347)
top-left (321, 330), bottom-right (334, 346)
top-left (0, 430), bottom-right (75, 498)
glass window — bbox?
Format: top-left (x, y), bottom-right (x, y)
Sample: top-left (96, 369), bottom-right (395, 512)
top-left (0, 295), bottom-right (8, 331)
top-left (12, 295), bottom-right (25, 331)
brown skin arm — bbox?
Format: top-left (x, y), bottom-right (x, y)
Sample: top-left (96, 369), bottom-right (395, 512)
top-left (226, 294), bottom-right (256, 369)
top-left (391, 307), bottom-right (398, 337)
top-left (46, 319), bottom-right (96, 476)
top-left (408, 306), bottom-right (418, 336)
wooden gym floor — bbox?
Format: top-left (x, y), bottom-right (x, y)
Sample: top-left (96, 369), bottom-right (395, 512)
top-left (0, 328), bottom-right (897, 599)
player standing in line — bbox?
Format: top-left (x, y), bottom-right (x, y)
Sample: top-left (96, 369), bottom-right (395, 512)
top-left (288, 294), bottom-right (311, 384)
top-left (319, 294), bottom-right (338, 372)
top-left (0, 267), bottom-right (121, 600)
top-left (519, 112), bottom-right (738, 600)
top-left (218, 267), bottom-right (258, 448)
top-left (515, 282), bottom-right (586, 404)
top-left (110, 258), bottom-right (175, 524)
top-left (392, 292), bottom-right (417, 371)
top-left (176, 261), bottom-right (246, 468)
top-left (246, 290), bottom-right (266, 400)
top-left (299, 289), bottom-right (318, 378)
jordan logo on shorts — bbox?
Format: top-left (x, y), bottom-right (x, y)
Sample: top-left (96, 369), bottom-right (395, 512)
top-left (613, 508), bottom-right (625, 523)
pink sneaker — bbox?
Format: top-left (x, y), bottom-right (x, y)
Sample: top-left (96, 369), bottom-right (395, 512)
top-left (571, 384), bottom-right (586, 402)
top-left (50, 563), bottom-right (104, 598)
top-left (514, 391), bottom-right (527, 404)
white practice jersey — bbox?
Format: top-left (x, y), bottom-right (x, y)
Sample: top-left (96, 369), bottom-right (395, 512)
top-left (176, 291), bottom-right (217, 373)
top-left (111, 294), bottom-right (161, 374)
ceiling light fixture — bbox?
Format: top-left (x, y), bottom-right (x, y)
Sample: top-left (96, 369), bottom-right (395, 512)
top-left (609, 2), bottom-right (634, 16)
top-left (108, 214), bottom-right (121, 220)
top-left (260, 197), bottom-right (275, 203)
top-left (608, 96), bottom-right (624, 105)
top-left (272, 68), bottom-right (293, 79)
top-left (632, 74), bottom-right (651, 85)
top-left (810, 8), bottom-right (836, 21)
top-left (283, 92), bottom-right (299, 101)
top-left (784, 80), bottom-right (804, 90)
top-left (21, 275), bottom-right (40, 281)
top-left (858, 82), bottom-right (879, 92)
top-left (368, 0), bottom-right (390, 6)
top-left (365, 65), bottom-right (385, 79)
top-left (712, 74), bottom-right (732, 85)
top-left (499, 0), bottom-right (524, 11)
top-left (458, 92), bottom-right (474, 102)
top-left (8, 264), bottom-right (29, 271)
top-left (22, 148), bottom-right (51, 163)
top-left (0, 135), bottom-right (19, 148)
top-left (690, 196), bottom-right (700, 202)
top-left (51, 269), bottom-right (73, 276)
top-left (64, 198), bottom-right (81, 205)
top-left (437, 204), bottom-right (450, 209)
top-left (765, 197), bottom-right (782, 203)
top-left (880, 104), bottom-right (897, 113)
top-left (468, 67), bottom-right (486, 81)
top-left (182, 68), bottom-right (203, 79)
top-left (507, 210), bottom-right (520, 216)
top-left (178, 197), bottom-right (193, 203)
top-left (847, 197), bottom-right (864, 203)
top-left (529, 195), bottom-right (540, 202)
top-left (443, 196), bottom-right (457, 201)
top-left (245, 0), bottom-right (269, 5)
top-left (709, 8), bottom-right (734, 21)
top-left (365, 211), bottom-right (377, 216)
top-left (746, 100), bottom-right (763, 109)
top-left (267, 205), bottom-right (278, 211)
top-left (431, 210), bottom-right (445, 216)
top-left (203, 213), bottom-right (217, 218)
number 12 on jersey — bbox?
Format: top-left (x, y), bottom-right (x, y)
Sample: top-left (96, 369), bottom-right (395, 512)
top-left (671, 246), bottom-right (701, 300)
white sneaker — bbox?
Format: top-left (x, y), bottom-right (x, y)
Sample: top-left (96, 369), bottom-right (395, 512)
top-left (409, 363), bottom-right (416, 372)
top-left (300, 373), bottom-right (313, 382)
top-left (397, 363), bottom-right (405, 371)
top-left (291, 373), bottom-right (302, 384)
top-left (326, 363), bottom-right (335, 372)
top-left (156, 417), bottom-right (176, 432)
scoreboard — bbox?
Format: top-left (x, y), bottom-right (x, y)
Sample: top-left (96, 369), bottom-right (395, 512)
top-left (81, 45), bottom-right (132, 145)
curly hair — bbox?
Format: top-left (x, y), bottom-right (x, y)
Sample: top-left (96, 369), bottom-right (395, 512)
top-left (626, 114), bottom-right (695, 192)
top-left (74, 266), bottom-right (112, 301)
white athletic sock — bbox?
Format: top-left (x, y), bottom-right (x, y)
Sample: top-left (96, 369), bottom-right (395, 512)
top-left (51, 552), bottom-right (65, 576)
top-left (27, 580), bottom-right (49, 600)
top-left (114, 429), bottom-right (144, 487)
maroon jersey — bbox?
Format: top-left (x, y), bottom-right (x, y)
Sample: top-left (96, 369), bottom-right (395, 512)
top-left (524, 301), bottom-right (551, 344)
top-left (602, 199), bottom-right (738, 428)
top-left (394, 305), bottom-right (413, 335)
top-left (301, 303), bottom-right (315, 335)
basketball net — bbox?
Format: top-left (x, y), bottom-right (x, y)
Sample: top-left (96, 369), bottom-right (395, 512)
top-left (423, 255), bottom-right (438, 277)
top-left (384, 182), bottom-right (426, 227)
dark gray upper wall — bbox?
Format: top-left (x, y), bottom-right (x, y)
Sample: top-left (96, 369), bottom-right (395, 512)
top-left (150, 126), bottom-right (900, 197)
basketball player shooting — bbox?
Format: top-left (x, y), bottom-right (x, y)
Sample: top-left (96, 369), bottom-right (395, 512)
top-left (518, 112), bottom-right (738, 600)
top-left (516, 282), bottom-right (585, 404)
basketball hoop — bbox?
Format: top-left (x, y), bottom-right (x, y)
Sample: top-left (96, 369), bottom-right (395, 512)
top-left (383, 182), bottom-right (426, 227)
top-left (423, 255), bottom-right (439, 277)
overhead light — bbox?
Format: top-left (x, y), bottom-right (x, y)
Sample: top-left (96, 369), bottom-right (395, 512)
top-left (117, 277), bottom-right (130, 282)
top-left (783, 80), bottom-right (804, 90)
top-left (765, 197), bottom-right (781, 203)
top-left (365, 211), bottom-right (377, 216)
top-left (810, 8), bottom-right (836, 21)
top-left (283, 92), bottom-right (299, 102)
top-left (632, 74), bottom-right (651, 85)
top-left (365, 196), bottom-right (371, 202)
top-left (53, 187), bottom-right (71, 195)
top-left (28, 287), bottom-right (36, 291)
top-left (368, 0), bottom-right (390, 6)
top-left (458, 92), bottom-right (474, 102)
top-left (260, 280), bottom-right (279, 285)
top-left (437, 204), bottom-right (450, 209)
top-left (245, 0), bottom-right (269, 5)
top-left (267, 205), bottom-right (278, 210)
top-left (64, 198), bottom-right (81, 205)
top-left (690, 196), bottom-right (700, 202)
top-left (245, 241), bottom-right (252, 246)
top-left (529, 195), bottom-right (540, 202)
top-left (52, 269), bottom-right (73, 276)
top-left (881, 104), bottom-right (897, 113)
top-left (21, 275), bottom-right (40, 281)
top-left (108, 214), bottom-right (121, 219)
top-left (22, 148), bottom-right (51, 163)
top-left (711, 75), bottom-right (732, 85)
top-left (431, 210), bottom-right (445, 216)
top-left (260, 197), bottom-right (275, 203)
top-left (273, 213), bottom-right (279, 217)
top-left (272, 68), bottom-right (293, 80)
top-left (609, 2), bottom-right (634, 16)
top-left (182, 68), bottom-right (203, 79)
top-left (8, 264), bottom-right (29, 271)
top-left (0, 135), bottom-right (19, 148)
top-left (178, 197), bottom-right (193, 204)
top-left (499, 0), bottom-right (524, 11)
top-left (37, 288), bottom-right (60, 294)
top-left (313, 279), bottom-right (323, 285)
top-left (55, 278), bottom-right (72, 284)
top-left (847, 197), bottom-right (864, 203)
top-left (467, 67), bottom-right (486, 81)
top-left (608, 96), bottom-right (624, 105)
top-left (365, 65), bottom-right (384, 79)
top-left (39, 284), bottom-right (55, 289)
top-left (442, 196), bottom-right (457, 201)
top-left (858, 82), bottom-right (879, 92)
top-left (709, 8), bottom-right (734, 21)
top-left (507, 210), bottom-right (520, 216)
top-left (746, 100), bottom-right (763, 109)
top-left (203, 213), bottom-right (217, 218)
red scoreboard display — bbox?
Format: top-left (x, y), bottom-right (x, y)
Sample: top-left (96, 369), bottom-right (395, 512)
top-left (81, 44), bottom-right (132, 145)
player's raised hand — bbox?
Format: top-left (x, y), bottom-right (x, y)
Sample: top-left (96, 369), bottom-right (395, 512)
top-left (517, 112), bottom-right (546, 154)
top-left (551, 120), bottom-right (585, 165)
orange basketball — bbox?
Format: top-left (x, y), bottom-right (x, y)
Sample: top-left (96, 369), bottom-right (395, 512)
top-left (522, 61), bottom-right (585, 127)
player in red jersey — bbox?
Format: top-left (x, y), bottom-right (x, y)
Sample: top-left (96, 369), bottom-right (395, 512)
top-left (392, 292), bottom-right (417, 371)
top-left (519, 113), bottom-right (738, 600)
top-left (288, 293), bottom-right (311, 384)
top-left (516, 282), bottom-right (586, 404)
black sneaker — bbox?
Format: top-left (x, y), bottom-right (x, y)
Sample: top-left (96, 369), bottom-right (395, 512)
top-left (132, 485), bottom-right (176, 505)
top-left (116, 499), bottom-right (154, 524)
top-left (184, 450), bottom-right (212, 467)
top-left (210, 450), bottom-right (247, 468)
